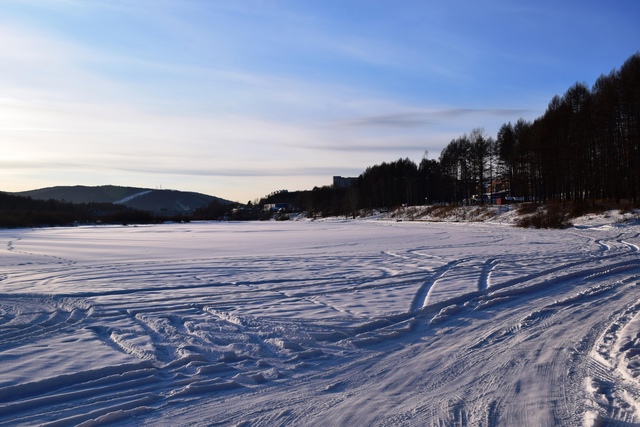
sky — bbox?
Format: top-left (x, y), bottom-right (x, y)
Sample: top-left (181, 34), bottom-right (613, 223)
top-left (1, 0), bottom-right (639, 203)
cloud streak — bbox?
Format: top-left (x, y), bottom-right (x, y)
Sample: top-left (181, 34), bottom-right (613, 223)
top-left (335, 108), bottom-right (533, 129)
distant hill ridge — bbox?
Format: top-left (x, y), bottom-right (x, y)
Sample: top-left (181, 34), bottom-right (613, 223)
top-left (14, 185), bottom-right (231, 214)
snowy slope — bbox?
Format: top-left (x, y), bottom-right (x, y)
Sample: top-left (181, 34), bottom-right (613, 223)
top-left (2, 219), bottom-right (640, 426)
top-left (114, 190), bottom-right (153, 204)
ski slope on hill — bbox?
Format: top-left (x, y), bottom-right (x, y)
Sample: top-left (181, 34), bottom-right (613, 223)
top-left (114, 190), bottom-right (153, 204)
top-left (2, 218), bottom-right (640, 426)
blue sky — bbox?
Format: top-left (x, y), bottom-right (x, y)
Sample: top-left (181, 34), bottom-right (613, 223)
top-left (1, 0), bottom-right (639, 202)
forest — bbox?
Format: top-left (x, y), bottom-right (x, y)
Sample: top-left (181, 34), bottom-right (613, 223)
top-left (260, 52), bottom-right (640, 217)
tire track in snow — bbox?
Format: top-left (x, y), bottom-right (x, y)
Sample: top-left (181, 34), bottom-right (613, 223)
top-left (583, 295), bottom-right (640, 425)
top-left (0, 361), bottom-right (161, 426)
top-left (0, 295), bottom-right (322, 426)
top-left (149, 226), bottom-right (640, 425)
top-left (422, 285), bottom-right (625, 426)
top-left (0, 295), bottom-right (163, 425)
top-left (0, 291), bottom-right (290, 424)
top-left (410, 259), bottom-right (466, 312)
top-left (345, 255), bottom-right (640, 350)
top-left (6, 222), bottom-right (640, 426)
top-left (0, 295), bottom-right (91, 346)
top-left (388, 259), bottom-right (640, 425)
top-left (478, 258), bottom-right (497, 291)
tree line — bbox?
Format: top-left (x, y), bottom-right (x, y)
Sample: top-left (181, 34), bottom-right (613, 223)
top-left (256, 52), bottom-right (640, 217)
top-left (496, 52), bottom-right (640, 204)
top-left (0, 192), bottom-right (178, 228)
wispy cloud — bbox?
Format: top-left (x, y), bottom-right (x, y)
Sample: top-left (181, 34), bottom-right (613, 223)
top-left (335, 108), bottom-right (533, 129)
top-left (110, 164), bottom-right (363, 178)
top-left (336, 113), bottom-right (433, 129)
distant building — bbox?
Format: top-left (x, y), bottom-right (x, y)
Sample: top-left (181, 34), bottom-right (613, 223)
top-left (333, 176), bottom-right (358, 188)
top-left (263, 203), bottom-right (294, 213)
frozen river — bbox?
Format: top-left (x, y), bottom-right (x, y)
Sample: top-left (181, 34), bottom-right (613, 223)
top-left (2, 219), bottom-right (640, 426)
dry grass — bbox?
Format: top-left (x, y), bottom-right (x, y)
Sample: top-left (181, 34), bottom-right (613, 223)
top-left (389, 205), bottom-right (498, 222)
top-left (385, 200), bottom-right (639, 229)
top-left (515, 204), bottom-right (571, 229)
top-left (514, 201), bottom-right (623, 229)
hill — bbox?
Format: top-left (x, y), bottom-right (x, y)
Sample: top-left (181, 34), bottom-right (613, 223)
top-left (0, 191), bottom-right (157, 228)
top-left (14, 185), bottom-right (231, 215)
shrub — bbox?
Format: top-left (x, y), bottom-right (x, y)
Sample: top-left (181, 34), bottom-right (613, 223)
top-left (516, 203), bottom-right (572, 229)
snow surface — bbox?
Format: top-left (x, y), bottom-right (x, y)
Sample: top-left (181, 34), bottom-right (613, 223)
top-left (2, 216), bottom-right (640, 426)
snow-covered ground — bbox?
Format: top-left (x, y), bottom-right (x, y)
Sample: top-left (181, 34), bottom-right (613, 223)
top-left (2, 215), bottom-right (640, 426)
